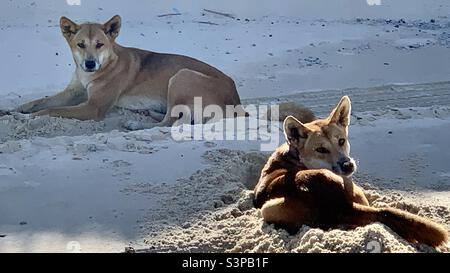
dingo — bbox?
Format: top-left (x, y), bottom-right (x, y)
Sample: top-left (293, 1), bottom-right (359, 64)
top-left (254, 96), bottom-right (448, 247)
top-left (17, 15), bottom-right (242, 127)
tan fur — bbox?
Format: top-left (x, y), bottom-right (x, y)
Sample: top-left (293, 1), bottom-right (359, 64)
top-left (254, 96), bottom-right (448, 247)
top-left (17, 15), bottom-right (241, 125)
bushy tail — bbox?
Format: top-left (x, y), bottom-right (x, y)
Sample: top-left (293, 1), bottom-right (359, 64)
top-left (346, 203), bottom-right (448, 247)
top-left (266, 102), bottom-right (316, 122)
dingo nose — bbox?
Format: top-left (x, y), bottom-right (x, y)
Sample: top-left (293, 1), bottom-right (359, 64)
top-left (85, 60), bottom-right (96, 70)
top-left (338, 158), bottom-right (355, 175)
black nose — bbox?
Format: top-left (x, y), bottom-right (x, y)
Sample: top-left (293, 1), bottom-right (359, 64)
top-left (85, 60), bottom-right (96, 70)
top-left (339, 159), bottom-right (355, 174)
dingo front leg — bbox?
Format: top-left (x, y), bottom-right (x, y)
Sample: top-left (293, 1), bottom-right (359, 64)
top-left (33, 85), bottom-right (120, 121)
top-left (34, 102), bottom-right (103, 121)
top-left (17, 78), bottom-right (86, 114)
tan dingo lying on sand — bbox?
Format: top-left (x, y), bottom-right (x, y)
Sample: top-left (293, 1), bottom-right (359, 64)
top-left (17, 15), bottom-right (242, 128)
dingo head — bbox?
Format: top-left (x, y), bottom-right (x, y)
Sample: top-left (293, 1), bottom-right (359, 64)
top-left (283, 96), bottom-right (356, 176)
top-left (60, 15), bottom-right (121, 73)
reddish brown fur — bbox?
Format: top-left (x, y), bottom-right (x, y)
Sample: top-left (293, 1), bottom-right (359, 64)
top-left (254, 97), bottom-right (448, 247)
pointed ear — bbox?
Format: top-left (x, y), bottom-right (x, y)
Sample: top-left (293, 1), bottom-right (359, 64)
top-left (60, 16), bottom-right (79, 41)
top-left (103, 15), bottom-right (121, 40)
top-left (283, 116), bottom-right (311, 145)
top-left (328, 96), bottom-right (351, 127)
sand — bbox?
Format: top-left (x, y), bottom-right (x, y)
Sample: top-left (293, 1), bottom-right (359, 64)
top-left (133, 147), bottom-right (450, 253)
top-left (1, 0), bottom-right (450, 253)
top-left (1, 101), bottom-right (449, 253)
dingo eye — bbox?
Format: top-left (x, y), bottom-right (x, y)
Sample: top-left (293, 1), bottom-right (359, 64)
top-left (77, 43), bottom-right (86, 49)
top-left (338, 138), bottom-right (346, 146)
top-left (315, 147), bottom-right (330, 154)
top-left (96, 43), bottom-right (104, 49)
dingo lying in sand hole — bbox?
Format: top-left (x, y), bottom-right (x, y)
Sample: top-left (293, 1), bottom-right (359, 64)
top-left (254, 96), bottom-right (448, 247)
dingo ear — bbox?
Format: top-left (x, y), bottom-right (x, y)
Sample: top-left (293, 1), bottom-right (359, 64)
top-left (103, 15), bottom-right (121, 40)
top-left (328, 96), bottom-right (351, 127)
top-left (283, 116), bottom-right (311, 145)
top-left (60, 16), bottom-right (80, 41)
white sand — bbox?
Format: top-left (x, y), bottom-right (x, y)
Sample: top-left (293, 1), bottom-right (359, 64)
top-left (1, 106), bottom-right (449, 253)
top-left (132, 109), bottom-right (450, 253)
top-left (1, 0), bottom-right (450, 252)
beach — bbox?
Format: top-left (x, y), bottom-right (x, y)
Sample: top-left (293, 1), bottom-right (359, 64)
top-left (0, 0), bottom-right (449, 252)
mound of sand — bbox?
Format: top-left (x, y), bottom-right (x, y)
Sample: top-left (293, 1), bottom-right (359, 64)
top-left (134, 149), bottom-right (449, 253)
top-left (0, 108), bottom-right (158, 142)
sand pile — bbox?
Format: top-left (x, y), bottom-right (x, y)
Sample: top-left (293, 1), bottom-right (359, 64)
top-left (135, 149), bottom-right (450, 253)
top-left (0, 108), bottom-right (158, 142)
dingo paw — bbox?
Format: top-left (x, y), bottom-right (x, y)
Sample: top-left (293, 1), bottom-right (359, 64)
top-left (17, 101), bottom-right (39, 114)
top-left (16, 98), bottom-right (48, 114)
top-left (0, 110), bottom-right (12, 116)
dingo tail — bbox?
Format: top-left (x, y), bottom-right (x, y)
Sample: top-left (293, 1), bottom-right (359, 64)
top-left (347, 203), bottom-right (448, 247)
